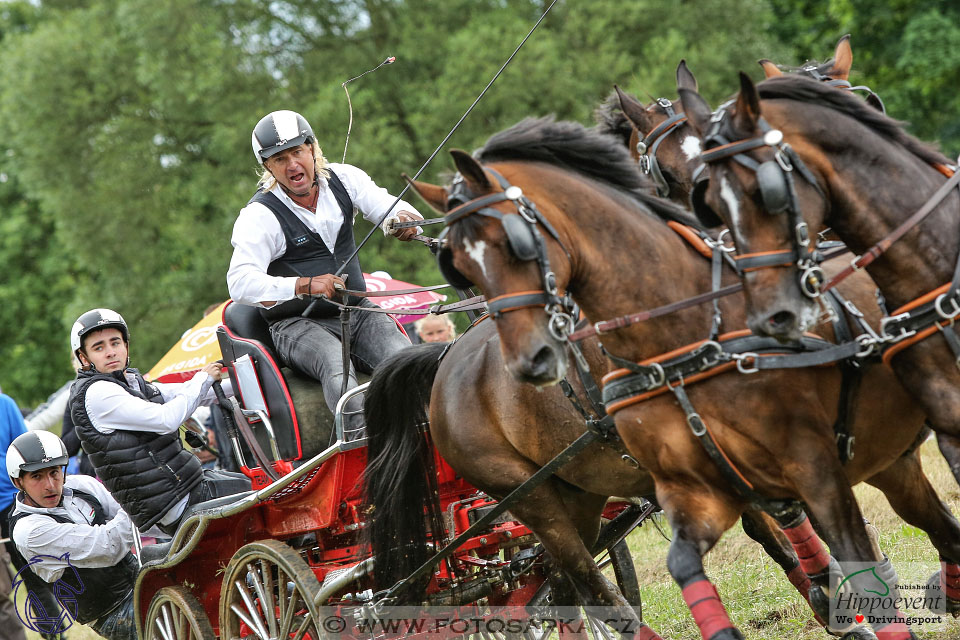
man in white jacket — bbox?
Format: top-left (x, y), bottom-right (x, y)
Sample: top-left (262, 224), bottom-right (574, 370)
top-left (6, 431), bottom-right (147, 639)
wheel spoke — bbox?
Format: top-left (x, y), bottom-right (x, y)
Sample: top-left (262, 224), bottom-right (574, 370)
top-left (160, 602), bottom-right (176, 640)
top-left (291, 610), bottom-right (314, 640)
top-left (154, 613), bottom-right (174, 640)
top-left (279, 570), bottom-right (297, 637)
top-left (261, 558), bottom-right (279, 639)
top-left (235, 576), bottom-right (271, 640)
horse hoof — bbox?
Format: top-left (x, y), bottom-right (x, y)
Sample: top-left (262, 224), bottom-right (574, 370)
top-left (841, 626), bottom-right (877, 640)
top-left (808, 584), bottom-right (831, 622)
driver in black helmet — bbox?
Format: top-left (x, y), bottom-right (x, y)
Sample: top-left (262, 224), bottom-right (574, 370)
top-left (6, 431), bottom-right (143, 640)
top-left (227, 110), bottom-right (422, 432)
top-left (67, 308), bottom-right (250, 538)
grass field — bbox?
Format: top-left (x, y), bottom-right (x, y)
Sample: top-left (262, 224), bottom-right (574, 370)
top-left (14, 437), bottom-right (960, 639)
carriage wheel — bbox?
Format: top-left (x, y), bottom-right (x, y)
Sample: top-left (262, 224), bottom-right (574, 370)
top-left (219, 539), bottom-right (322, 640)
top-left (144, 586), bottom-right (215, 640)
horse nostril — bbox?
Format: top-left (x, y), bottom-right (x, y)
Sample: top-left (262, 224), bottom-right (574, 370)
top-left (768, 311), bottom-right (796, 331)
top-left (529, 345), bottom-right (555, 375)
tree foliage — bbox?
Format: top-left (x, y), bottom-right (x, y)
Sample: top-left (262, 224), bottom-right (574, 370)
top-left (0, 0), bottom-right (950, 406)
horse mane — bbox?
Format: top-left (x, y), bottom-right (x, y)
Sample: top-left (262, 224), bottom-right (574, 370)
top-left (475, 116), bottom-right (701, 227)
top-left (592, 90), bottom-right (635, 148)
top-left (757, 75), bottom-right (949, 167)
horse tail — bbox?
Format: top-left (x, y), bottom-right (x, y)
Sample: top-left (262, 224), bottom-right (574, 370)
top-left (363, 342), bottom-right (448, 596)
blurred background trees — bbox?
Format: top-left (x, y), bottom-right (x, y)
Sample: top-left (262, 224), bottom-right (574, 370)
top-left (0, 0), bottom-right (955, 406)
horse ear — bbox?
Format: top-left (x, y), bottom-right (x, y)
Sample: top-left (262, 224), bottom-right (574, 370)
top-left (403, 173), bottom-right (448, 213)
top-left (758, 59), bottom-right (783, 78)
top-left (829, 34), bottom-right (852, 81)
top-left (627, 126), bottom-right (641, 161)
top-left (676, 59), bottom-right (698, 92)
top-left (615, 85), bottom-right (653, 135)
top-left (678, 87), bottom-right (712, 137)
top-left (732, 72), bottom-right (761, 134)
top-left (450, 149), bottom-right (493, 193)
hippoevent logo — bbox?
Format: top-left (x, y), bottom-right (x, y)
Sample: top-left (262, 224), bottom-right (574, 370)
top-left (829, 562), bottom-right (947, 631)
top-left (12, 553), bottom-right (84, 634)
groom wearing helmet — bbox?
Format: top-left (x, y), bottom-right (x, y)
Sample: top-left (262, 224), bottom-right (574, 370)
top-left (67, 308), bottom-right (250, 537)
top-left (6, 431), bottom-right (140, 639)
top-left (227, 110), bottom-right (422, 430)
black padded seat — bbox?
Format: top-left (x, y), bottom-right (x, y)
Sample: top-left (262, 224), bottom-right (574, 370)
top-left (223, 302), bottom-right (277, 358)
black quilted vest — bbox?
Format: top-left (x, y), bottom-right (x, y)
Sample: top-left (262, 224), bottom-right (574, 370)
top-left (70, 368), bottom-right (203, 529)
top-left (254, 170), bottom-right (366, 322)
top-left (8, 488), bottom-right (138, 624)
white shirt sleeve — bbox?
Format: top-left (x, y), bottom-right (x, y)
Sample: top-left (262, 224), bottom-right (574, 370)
top-left (84, 371), bottom-right (217, 435)
top-left (332, 164), bottom-right (423, 233)
top-left (12, 502), bottom-right (137, 582)
top-left (227, 201), bottom-right (299, 307)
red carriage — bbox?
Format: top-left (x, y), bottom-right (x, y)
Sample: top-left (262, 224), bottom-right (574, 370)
top-left (132, 300), bottom-right (648, 639)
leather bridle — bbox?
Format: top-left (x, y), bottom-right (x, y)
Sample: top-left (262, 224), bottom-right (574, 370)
top-left (442, 168), bottom-right (577, 341)
top-left (635, 98), bottom-right (689, 198)
top-left (697, 103), bottom-right (828, 298)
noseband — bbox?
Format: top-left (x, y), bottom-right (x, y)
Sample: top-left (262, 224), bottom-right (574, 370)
top-left (636, 98), bottom-right (689, 198)
top-left (442, 169), bottom-right (576, 341)
top-left (698, 104), bottom-right (828, 298)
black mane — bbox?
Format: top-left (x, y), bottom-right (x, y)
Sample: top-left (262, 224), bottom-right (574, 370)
top-left (475, 116), bottom-right (698, 226)
top-left (757, 75), bottom-right (949, 167)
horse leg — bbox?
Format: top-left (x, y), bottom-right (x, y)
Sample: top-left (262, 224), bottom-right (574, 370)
top-left (740, 508), bottom-right (829, 628)
top-left (800, 475), bottom-right (915, 639)
top-left (866, 448), bottom-right (960, 617)
top-left (503, 480), bottom-right (662, 639)
top-left (659, 482), bottom-right (744, 640)
top-left (936, 431), bottom-right (960, 491)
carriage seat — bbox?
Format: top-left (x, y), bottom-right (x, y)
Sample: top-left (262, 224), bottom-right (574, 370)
top-left (219, 302), bottom-right (336, 462)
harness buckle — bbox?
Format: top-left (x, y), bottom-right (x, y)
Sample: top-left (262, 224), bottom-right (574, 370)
top-left (880, 312), bottom-right (917, 342)
top-left (686, 411), bottom-right (707, 437)
top-left (795, 222), bottom-right (811, 248)
top-left (647, 362), bottom-right (666, 389)
top-left (518, 203), bottom-right (538, 224)
top-left (934, 291), bottom-right (960, 321)
top-left (548, 311), bottom-right (574, 342)
top-left (775, 147), bottom-right (793, 172)
top-left (734, 353), bottom-right (760, 374)
top-left (715, 228), bottom-right (737, 253)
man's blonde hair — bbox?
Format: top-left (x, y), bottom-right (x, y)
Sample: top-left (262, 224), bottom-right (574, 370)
top-left (257, 140), bottom-right (330, 191)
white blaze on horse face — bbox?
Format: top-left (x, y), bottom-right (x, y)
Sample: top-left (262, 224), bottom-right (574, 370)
top-left (463, 238), bottom-right (489, 281)
top-left (719, 176), bottom-right (741, 233)
top-left (680, 135), bottom-right (701, 162)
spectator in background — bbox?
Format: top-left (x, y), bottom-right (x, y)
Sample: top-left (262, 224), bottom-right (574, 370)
top-left (414, 315), bottom-right (457, 343)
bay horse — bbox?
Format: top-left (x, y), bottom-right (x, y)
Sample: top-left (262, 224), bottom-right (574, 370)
top-left (410, 116), bottom-right (960, 639)
top-left (606, 55), bottom-right (960, 488)
top-left (679, 70), bottom-right (960, 614)
top-left (364, 315), bottom-right (834, 638)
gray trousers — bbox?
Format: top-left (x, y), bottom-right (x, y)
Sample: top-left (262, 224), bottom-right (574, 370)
top-left (270, 300), bottom-right (411, 434)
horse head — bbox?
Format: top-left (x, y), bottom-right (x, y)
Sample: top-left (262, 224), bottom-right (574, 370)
top-left (411, 149), bottom-right (575, 386)
top-left (614, 61), bottom-right (707, 209)
top-left (680, 72), bottom-right (828, 342)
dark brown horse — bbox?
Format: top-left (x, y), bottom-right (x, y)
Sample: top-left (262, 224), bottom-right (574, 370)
top-left (412, 117), bottom-right (960, 639)
top-left (679, 70), bottom-right (960, 619)
top-left (608, 54), bottom-right (960, 490)
top-left (363, 308), bottom-right (842, 638)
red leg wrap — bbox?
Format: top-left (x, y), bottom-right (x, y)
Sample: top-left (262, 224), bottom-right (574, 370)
top-left (781, 517), bottom-right (830, 575)
top-left (872, 620), bottom-right (911, 640)
top-left (681, 577), bottom-right (735, 640)
top-left (942, 560), bottom-right (960, 600)
top-left (635, 623), bottom-right (664, 640)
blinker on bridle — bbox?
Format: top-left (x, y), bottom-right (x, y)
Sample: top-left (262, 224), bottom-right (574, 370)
top-left (441, 168), bottom-right (576, 341)
top-left (698, 104), bottom-right (828, 299)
